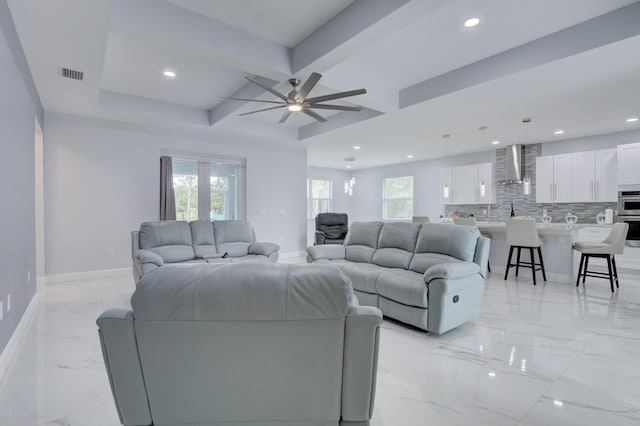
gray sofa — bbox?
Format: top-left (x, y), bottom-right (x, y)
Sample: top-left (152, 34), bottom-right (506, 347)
top-left (132, 220), bottom-right (279, 283)
top-left (306, 221), bottom-right (489, 334)
top-left (97, 262), bottom-right (382, 426)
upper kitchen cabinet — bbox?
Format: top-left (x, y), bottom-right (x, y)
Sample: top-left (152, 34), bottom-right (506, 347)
top-left (618, 143), bottom-right (640, 186)
top-left (441, 162), bottom-right (495, 205)
top-left (535, 149), bottom-right (617, 203)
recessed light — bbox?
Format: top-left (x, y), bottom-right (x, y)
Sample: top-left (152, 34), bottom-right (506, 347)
top-left (407, 155), bottom-right (413, 159)
top-left (488, 371), bottom-right (496, 378)
top-left (491, 140), bottom-right (500, 145)
top-left (627, 117), bottom-right (639, 123)
top-left (554, 130), bottom-right (564, 135)
top-left (163, 70), bottom-right (176, 78)
top-left (553, 400), bottom-right (564, 407)
top-left (353, 146), bottom-right (361, 150)
top-left (346, 165), bottom-right (352, 169)
top-left (464, 17), bottom-right (480, 28)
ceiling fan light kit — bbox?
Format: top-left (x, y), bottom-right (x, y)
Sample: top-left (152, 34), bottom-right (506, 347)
top-left (225, 72), bottom-right (366, 123)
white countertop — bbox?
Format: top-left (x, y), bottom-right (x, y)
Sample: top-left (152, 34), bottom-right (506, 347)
top-left (476, 221), bottom-right (613, 235)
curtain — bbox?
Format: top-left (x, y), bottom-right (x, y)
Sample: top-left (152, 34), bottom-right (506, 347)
top-left (160, 156), bottom-right (176, 220)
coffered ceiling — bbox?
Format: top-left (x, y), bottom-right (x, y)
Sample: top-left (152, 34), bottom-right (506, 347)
top-left (7, 0), bottom-right (640, 169)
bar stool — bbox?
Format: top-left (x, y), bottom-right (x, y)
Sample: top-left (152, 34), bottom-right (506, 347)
top-left (504, 219), bottom-right (546, 285)
top-left (454, 217), bottom-right (491, 272)
top-left (573, 223), bottom-right (628, 292)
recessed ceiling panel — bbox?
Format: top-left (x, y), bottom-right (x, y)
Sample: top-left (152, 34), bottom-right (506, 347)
top-left (164, 0), bottom-right (354, 47)
top-left (101, 33), bottom-right (247, 110)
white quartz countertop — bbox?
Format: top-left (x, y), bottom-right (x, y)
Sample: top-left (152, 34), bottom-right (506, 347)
top-left (476, 221), bottom-right (613, 235)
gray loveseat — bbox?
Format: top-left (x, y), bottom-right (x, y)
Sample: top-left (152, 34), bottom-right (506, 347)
top-left (97, 262), bottom-right (382, 426)
top-left (132, 220), bottom-right (279, 283)
top-left (307, 221), bottom-right (489, 334)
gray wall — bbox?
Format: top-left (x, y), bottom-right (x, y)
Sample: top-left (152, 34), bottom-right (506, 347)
top-left (306, 167), bottom-right (352, 244)
top-left (0, 0), bottom-right (43, 356)
top-left (44, 112), bottom-right (308, 275)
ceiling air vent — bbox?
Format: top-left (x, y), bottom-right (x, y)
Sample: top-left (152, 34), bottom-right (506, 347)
top-left (59, 67), bottom-right (84, 81)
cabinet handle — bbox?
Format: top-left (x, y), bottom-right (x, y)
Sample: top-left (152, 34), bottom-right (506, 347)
top-left (591, 180), bottom-right (594, 201)
top-left (549, 183), bottom-right (553, 201)
top-left (554, 183), bottom-right (557, 201)
top-left (596, 181), bottom-right (599, 200)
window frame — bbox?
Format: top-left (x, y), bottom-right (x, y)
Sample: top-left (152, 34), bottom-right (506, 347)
top-left (307, 178), bottom-right (333, 219)
top-left (382, 176), bottom-right (414, 220)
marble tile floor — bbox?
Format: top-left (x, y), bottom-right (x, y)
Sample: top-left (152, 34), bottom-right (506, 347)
top-left (1, 268), bottom-right (639, 426)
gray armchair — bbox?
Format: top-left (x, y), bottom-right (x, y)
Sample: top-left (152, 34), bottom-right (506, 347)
top-left (97, 263), bottom-right (382, 426)
top-left (315, 212), bottom-right (349, 245)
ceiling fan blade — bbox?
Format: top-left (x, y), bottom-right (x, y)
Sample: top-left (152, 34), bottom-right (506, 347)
top-left (296, 72), bottom-right (322, 101)
top-left (302, 108), bottom-right (327, 123)
top-left (305, 88), bottom-right (367, 104)
top-left (278, 110), bottom-right (292, 123)
top-left (307, 104), bottom-right (362, 112)
top-left (245, 76), bottom-right (288, 101)
top-left (238, 105), bottom-right (286, 116)
top-left (222, 97), bottom-right (283, 104)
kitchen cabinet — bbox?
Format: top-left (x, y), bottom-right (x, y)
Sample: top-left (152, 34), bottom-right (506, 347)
top-left (617, 143), bottom-right (640, 185)
top-left (595, 149), bottom-right (617, 201)
top-left (441, 162), bottom-right (494, 205)
top-left (536, 149), bottom-right (617, 203)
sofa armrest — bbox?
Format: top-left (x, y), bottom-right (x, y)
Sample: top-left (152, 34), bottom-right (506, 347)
top-left (423, 262), bottom-right (481, 284)
top-left (314, 230), bottom-right (327, 245)
top-left (133, 249), bottom-right (164, 266)
top-left (342, 305), bottom-right (383, 422)
top-left (248, 241), bottom-right (280, 256)
top-left (97, 308), bottom-right (152, 426)
top-left (306, 244), bottom-right (346, 262)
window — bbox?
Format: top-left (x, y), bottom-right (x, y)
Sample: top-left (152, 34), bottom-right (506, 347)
top-left (383, 176), bottom-right (413, 220)
top-left (307, 179), bottom-right (332, 219)
top-left (172, 154), bottom-right (245, 221)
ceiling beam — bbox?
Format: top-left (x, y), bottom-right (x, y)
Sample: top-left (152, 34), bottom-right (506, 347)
top-left (400, 1), bottom-right (640, 109)
top-left (209, 77), bottom-right (280, 126)
top-left (299, 107), bottom-right (383, 141)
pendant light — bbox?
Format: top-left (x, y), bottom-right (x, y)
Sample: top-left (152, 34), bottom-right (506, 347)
top-left (344, 157), bottom-right (356, 196)
top-left (522, 118), bottom-right (532, 195)
top-left (478, 126), bottom-right (487, 197)
top-left (442, 134), bottom-right (450, 199)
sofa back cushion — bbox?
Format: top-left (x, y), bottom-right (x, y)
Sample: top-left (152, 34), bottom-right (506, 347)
top-left (409, 223), bottom-right (479, 273)
top-left (190, 221), bottom-right (217, 258)
top-left (345, 222), bottom-right (383, 263)
top-left (139, 221), bottom-right (195, 263)
top-left (372, 222), bottom-right (420, 269)
top-left (213, 220), bottom-right (254, 257)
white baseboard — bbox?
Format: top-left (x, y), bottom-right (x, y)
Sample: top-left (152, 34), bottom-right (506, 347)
top-left (0, 293), bottom-right (38, 382)
top-left (45, 267), bottom-right (132, 284)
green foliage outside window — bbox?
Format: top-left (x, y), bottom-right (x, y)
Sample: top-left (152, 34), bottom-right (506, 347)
top-left (383, 176), bottom-right (413, 219)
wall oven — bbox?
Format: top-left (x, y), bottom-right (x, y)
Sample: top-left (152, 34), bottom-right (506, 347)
top-left (617, 216), bottom-right (640, 247)
top-left (618, 190), bottom-right (640, 216)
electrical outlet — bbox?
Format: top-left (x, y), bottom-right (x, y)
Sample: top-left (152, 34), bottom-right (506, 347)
top-left (6, 294), bottom-right (10, 312)
top-left (108, 248), bottom-right (115, 256)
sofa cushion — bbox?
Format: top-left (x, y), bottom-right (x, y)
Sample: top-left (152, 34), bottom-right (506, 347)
top-left (376, 269), bottom-right (428, 308)
top-left (345, 222), bottom-right (383, 263)
top-left (329, 261), bottom-right (386, 294)
top-left (132, 263), bottom-right (353, 321)
top-left (414, 223), bottom-right (479, 262)
top-left (213, 221), bottom-right (254, 257)
top-left (139, 221), bottom-right (195, 263)
top-left (190, 221), bottom-right (218, 259)
top-left (371, 222), bottom-right (420, 269)
top-left (409, 253), bottom-right (464, 274)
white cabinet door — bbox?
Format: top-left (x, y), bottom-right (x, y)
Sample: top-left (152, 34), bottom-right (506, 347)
top-left (618, 143), bottom-right (640, 185)
top-left (452, 165), bottom-right (478, 204)
top-left (536, 156), bottom-right (554, 203)
top-left (477, 162), bottom-right (494, 204)
top-left (553, 154), bottom-right (573, 202)
top-left (572, 151), bottom-right (596, 202)
top-left (595, 149), bottom-right (617, 202)
top-left (440, 167), bottom-right (453, 204)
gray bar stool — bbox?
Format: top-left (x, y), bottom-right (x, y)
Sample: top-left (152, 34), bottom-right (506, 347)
top-left (573, 223), bottom-right (628, 292)
top-left (504, 219), bottom-right (546, 285)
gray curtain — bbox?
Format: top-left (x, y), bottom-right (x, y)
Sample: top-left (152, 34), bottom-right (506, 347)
top-left (160, 156), bottom-right (176, 220)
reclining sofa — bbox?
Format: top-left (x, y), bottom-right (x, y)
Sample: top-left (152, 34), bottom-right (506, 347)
top-left (307, 221), bottom-right (489, 334)
top-left (131, 220), bottom-right (279, 283)
top-left (97, 262), bottom-right (382, 426)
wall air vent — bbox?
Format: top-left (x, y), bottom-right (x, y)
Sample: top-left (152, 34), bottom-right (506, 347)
top-left (59, 67), bottom-right (84, 81)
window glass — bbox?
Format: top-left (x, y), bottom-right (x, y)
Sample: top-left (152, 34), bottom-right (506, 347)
top-left (173, 159), bottom-right (199, 221)
top-left (383, 176), bottom-right (413, 220)
top-left (307, 179), bottom-right (332, 218)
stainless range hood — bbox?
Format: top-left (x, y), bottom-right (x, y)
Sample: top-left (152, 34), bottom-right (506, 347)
top-left (499, 144), bottom-right (523, 184)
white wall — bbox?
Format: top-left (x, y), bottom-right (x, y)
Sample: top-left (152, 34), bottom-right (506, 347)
top-left (44, 113), bottom-right (307, 275)
top-left (306, 167), bottom-right (352, 244)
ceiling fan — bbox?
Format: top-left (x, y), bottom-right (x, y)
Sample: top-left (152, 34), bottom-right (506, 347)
top-left (224, 72), bottom-right (367, 123)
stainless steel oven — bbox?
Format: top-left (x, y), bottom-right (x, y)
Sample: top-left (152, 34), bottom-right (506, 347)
top-left (618, 190), bottom-right (640, 216)
top-left (617, 216), bottom-right (640, 247)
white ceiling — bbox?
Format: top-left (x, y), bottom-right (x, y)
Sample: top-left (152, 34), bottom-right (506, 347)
top-left (7, 0), bottom-right (640, 170)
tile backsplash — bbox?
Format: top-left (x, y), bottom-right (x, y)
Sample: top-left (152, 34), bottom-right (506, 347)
top-left (444, 143), bottom-right (617, 224)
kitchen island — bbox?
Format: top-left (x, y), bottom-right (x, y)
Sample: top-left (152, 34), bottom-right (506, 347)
top-left (476, 222), bottom-right (613, 284)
